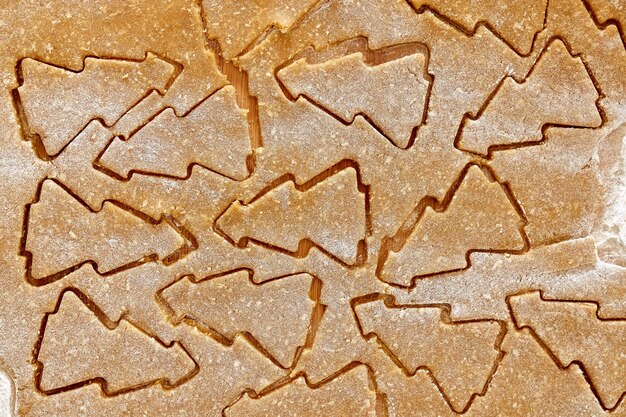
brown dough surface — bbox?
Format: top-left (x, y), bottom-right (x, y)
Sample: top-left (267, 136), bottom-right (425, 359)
top-left (0, 0), bottom-right (624, 416)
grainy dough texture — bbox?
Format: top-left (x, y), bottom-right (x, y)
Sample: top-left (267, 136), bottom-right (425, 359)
top-left (0, 0), bottom-right (625, 416)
